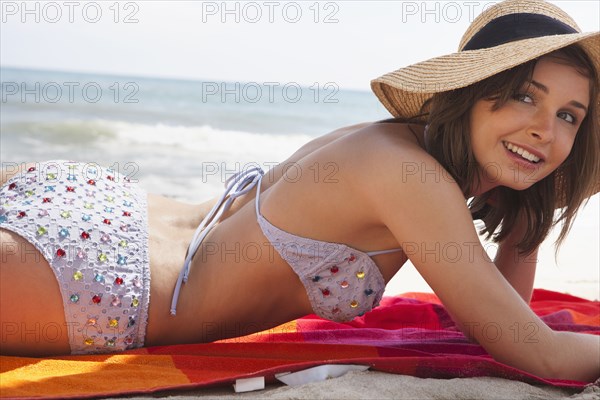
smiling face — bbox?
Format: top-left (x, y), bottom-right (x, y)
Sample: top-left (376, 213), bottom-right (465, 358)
top-left (469, 56), bottom-right (591, 194)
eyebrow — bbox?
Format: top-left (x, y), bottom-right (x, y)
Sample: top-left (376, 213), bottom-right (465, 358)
top-left (528, 80), bottom-right (589, 113)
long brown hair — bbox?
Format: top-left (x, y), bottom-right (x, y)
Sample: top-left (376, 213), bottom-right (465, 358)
top-left (410, 44), bottom-right (599, 255)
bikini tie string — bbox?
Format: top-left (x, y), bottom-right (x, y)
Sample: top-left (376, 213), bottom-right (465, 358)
top-left (170, 166), bottom-right (265, 316)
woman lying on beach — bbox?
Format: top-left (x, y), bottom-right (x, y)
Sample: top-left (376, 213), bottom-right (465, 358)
top-left (1, 0), bottom-right (599, 382)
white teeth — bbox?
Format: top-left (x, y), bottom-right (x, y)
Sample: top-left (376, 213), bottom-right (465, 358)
top-left (504, 142), bottom-right (541, 163)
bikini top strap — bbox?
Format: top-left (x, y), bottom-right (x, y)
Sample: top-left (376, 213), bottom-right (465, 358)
top-left (170, 166), bottom-right (264, 316)
top-left (254, 171), bottom-right (264, 218)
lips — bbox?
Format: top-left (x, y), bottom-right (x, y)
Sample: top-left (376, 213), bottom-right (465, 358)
top-left (502, 141), bottom-right (543, 163)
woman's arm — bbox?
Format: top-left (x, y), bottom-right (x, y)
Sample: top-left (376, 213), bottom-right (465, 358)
top-left (493, 213), bottom-right (538, 305)
top-left (359, 141), bottom-right (599, 381)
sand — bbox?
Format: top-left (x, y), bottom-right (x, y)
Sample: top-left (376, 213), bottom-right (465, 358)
top-left (107, 370), bottom-right (600, 400)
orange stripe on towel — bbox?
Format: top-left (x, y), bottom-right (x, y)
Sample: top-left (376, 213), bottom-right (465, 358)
top-left (0, 355), bottom-right (190, 398)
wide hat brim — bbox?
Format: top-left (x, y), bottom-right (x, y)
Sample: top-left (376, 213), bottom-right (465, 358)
top-left (371, 32), bottom-right (599, 121)
top-left (371, 32), bottom-right (600, 200)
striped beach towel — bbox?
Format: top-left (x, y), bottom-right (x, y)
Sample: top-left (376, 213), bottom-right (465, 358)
top-left (1, 289), bottom-right (598, 399)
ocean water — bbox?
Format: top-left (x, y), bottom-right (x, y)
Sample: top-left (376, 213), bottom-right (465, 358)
top-left (1, 66), bottom-right (598, 300)
top-left (1, 66), bottom-right (389, 200)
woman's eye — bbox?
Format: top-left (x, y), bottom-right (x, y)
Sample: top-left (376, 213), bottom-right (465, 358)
top-left (558, 112), bottom-right (576, 124)
top-left (514, 93), bottom-right (534, 103)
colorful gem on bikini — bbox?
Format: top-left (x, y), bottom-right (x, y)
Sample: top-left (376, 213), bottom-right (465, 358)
top-left (46, 173), bottom-right (57, 180)
top-left (104, 206), bottom-right (114, 213)
top-left (44, 185), bottom-right (55, 192)
top-left (84, 202), bottom-right (95, 210)
top-left (38, 209), bottom-right (49, 217)
top-left (97, 253), bottom-right (108, 263)
top-left (312, 276), bottom-right (321, 282)
top-left (131, 296), bottom-right (139, 307)
top-left (8, 182), bottom-right (17, 190)
top-left (364, 289), bottom-right (374, 296)
top-left (114, 276), bottom-right (124, 285)
top-left (21, 200), bottom-right (32, 206)
top-left (84, 337), bottom-right (94, 346)
top-left (105, 338), bottom-right (116, 347)
top-left (347, 254), bottom-right (356, 262)
top-left (87, 179), bottom-right (96, 186)
top-left (321, 288), bottom-right (330, 297)
top-left (124, 336), bottom-right (134, 346)
top-left (94, 273), bottom-right (105, 282)
top-left (82, 213), bottom-right (92, 222)
top-left (63, 198), bottom-right (75, 206)
top-left (70, 294), bottom-right (80, 303)
top-left (36, 226), bottom-right (47, 235)
top-left (27, 166), bottom-right (36, 172)
top-left (85, 189), bottom-right (94, 197)
top-left (77, 250), bottom-right (87, 259)
top-left (87, 168), bottom-right (97, 175)
top-left (81, 231), bottom-right (90, 239)
top-left (350, 300), bottom-right (359, 308)
top-left (103, 218), bottom-right (111, 225)
top-left (100, 234), bottom-right (110, 243)
top-left (122, 211), bottom-right (131, 217)
top-left (340, 280), bottom-right (349, 289)
top-left (105, 195), bottom-right (114, 203)
top-left (87, 318), bottom-right (97, 326)
top-left (330, 266), bottom-right (339, 274)
top-left (25, 190), bottom-right (34, 197)
top-left (117, 255), bottom-right (127, 265)
top-left (73, 271), bottom-right (83, 280)
top-left (59, 228), bottom-right (70, 238)
top-left (56, 248), bottom-right (66, 257)
top-left (108, 318), bottom-right (119, 328)
top-left (0, 215), bottom-right (7, 223)
top-left (91, 294), bottom-right (102, 304)
top-left (106, 175), bottom-right (115, 181)
top-left (26, 177), bottom-right (36, 184)
top-left (123, 191), bottom-right (131, 197)
top-left (332, 307), bottom-right (340, 314)
top-left (17, 211), bottom-right (26, 218)
top-left (66, 186), bottom-right (76, 192)
top-left (132, 277), bottom-right (141, 288)
top-left (118, 240), bottom-right (128, 247)
top-left (128, 316), bottom-right (135, 327)
top-left (120, 225), bottom-right (129, 232)
top-left (67, 173), bottom-right (77, 182)
top-left (123, 200), bottom-right (133, 207)
top-left (111, 295), bottom-right (121, 307)
top-left (356, 271), bottom-right (365, 279)
top-left (42, 197), bottom-right (52, 203)
top-left (60, 210), bottom-right (71, 218)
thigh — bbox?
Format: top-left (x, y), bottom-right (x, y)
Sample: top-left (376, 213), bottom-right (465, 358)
top-left (0, 228), bottom-right (70, 356)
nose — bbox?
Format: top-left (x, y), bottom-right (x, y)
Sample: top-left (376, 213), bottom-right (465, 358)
top-left (527, 109), bottom-right (555, 142)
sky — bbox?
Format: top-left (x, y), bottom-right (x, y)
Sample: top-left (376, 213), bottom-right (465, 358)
top-left (1, 1), bottom-right (598, 91)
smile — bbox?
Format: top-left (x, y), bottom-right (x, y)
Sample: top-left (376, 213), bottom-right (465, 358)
top-left (502, 141), bottom-right (542, 164)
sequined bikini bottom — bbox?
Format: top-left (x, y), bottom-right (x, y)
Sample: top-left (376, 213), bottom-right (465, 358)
top-left (0, 160), bottom-right (150, 354)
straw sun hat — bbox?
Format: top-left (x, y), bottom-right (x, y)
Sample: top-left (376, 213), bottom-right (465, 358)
top-left (371, 0), bottom-right (599, 198)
